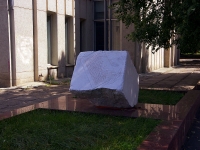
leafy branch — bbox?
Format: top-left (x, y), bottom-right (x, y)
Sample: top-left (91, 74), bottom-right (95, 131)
top-left (111, 0), bottom-right (200, 53)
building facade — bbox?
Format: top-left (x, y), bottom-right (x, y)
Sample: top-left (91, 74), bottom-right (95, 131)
top-left (0, 0), bottom-right (179, 87)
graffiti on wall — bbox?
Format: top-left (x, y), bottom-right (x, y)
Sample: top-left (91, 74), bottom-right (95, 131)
top-left (16, 35), bottom-right (33, 64)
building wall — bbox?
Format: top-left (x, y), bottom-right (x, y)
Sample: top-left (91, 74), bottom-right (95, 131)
top-left (33, 0), bottom-right (93, 81)
top-left (33, 0), bottom-right (47, 81)
top-left (120, 21), bottom-right (165, 73)
top-left (0, 0), bottom-right (179, 87)
top-left (14, 0), bottom-right (34, 85)
top-left (0, 0), bottom-right (11, 87)
top-left (0, 0), bottom-right (94, 87)
top-left (120, 16), bottom-right (179, 73)
top-left (74, 0), bottom-right (94, 56)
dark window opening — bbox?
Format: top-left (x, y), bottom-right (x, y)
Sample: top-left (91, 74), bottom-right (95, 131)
top-left (95, 22), bottom-right (104, 50)
top-left (47, 16), bottom-right (52, 64)
top-left (94, 0), bottom-right (120, 51)
top-left (65, 18), bottom-right (68, 63)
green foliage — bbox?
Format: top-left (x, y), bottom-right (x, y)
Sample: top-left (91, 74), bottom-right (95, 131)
top-left (138, 90), bottom-right (184, 105)
top-left (175, 0), bottom-right (200, 53)
top-left (111, 0), bottom-right (200, 53)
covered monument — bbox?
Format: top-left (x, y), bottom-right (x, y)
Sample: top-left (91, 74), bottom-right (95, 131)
top-left (70, 51), bottom-right (139, 108)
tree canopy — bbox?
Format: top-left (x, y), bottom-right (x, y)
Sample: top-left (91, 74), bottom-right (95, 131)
top-left (111, 0), bottom-right (200, 53)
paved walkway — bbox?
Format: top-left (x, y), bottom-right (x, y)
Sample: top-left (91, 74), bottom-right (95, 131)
top-left (140, 59), bottom-right (200, 91)
top-left (0, 59), bottom-right (200, 149)
top-left (0, 83), bottom-right (70, 114)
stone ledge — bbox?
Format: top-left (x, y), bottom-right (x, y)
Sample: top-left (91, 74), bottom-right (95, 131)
top-left (138, 90), bottom-right (200, 150)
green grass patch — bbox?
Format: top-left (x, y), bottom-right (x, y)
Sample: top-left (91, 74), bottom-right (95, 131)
top-left (0, 109), bottom-right (160, 150)
top-left (180, 52), bottom-right (200, 58)
top-left (139, 90), bottom-right (185, 105)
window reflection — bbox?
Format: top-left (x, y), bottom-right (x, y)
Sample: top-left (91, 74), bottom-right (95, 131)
top-left (94, 0), bottom-right (120, 51)
top-left (94, 1), bottom-right (104, 19)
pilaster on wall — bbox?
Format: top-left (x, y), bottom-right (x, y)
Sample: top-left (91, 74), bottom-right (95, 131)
top-left (33, 0), bottom-right (48, 81)
top-left (135, 42), bottom-right (142, 73)
top-left (172, 45), bottom-right (180, 66)
top-left (67, 16), bottom-right (75, 65)
top-left (121, 23), bottom-right (136, 70)
top-left (0, 0), bottom-right (12, 87)
top-left (164, 48), bottom-right (171, 67)
top-left (51, 13), bottom-right (58, 66)
top-left (164, 41), bottom-right (180, 68)
top-left (141, 43), bottom-right (149, 73)
top-left (65, 0), bottom-right (74, 65)
top-left (66, 0), bottom-right (73, 16)
top-left (164, 46), bottom-right (180, 68)
top-left (57, 0), bottom-right (66, 78)
top-left (74, 0), bottom-right (79, 62)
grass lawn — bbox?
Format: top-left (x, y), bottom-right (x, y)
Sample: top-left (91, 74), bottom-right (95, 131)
top-left (180, 52), bottom-right (200, 58)
top-left (138, 90), bottom-right (185, 105)
top-left (0, 109), bottom-right (160, 150)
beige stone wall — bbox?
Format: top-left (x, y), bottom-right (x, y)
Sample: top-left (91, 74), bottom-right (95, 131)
top-left (0, 0), bottom-right (11, 87)
top-left (66, 0), bottom-right (73, 16)
top-left (34, 0), bottom-right (72, 80)
top-left (164, 46), bottom-right (179, 68)
top-left (33, 0), bottom-right (93, 80)
top-left (120, 23), bottom-right (136, 65)
top-left (147, 47), bottom-right (164, 72)
top-left (13, 0), bottom-right (34, 85)
top-left (0, 0), bottom-right (35, 87)
top-left (33, 0), bottom-right (47, 81)
top-left (0, 0), bottom-right (78, 86)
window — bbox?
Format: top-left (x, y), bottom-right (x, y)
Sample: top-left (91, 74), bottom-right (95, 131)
top-left (65, 16), bottom-right (74, 65)
top-left (94, 0), bottom-right (120, 51)
top-left (95, 22), bottom-right (104, 50)
top-left (94, 1), bottom-right (104, 20)
top-left (47, 16), bottom-right (52, 64)
top-left (80, 19), bottom-right (86, 52)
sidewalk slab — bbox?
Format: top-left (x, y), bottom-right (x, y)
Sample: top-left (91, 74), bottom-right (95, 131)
top-left (139, 60), bottom-right (200, 91)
